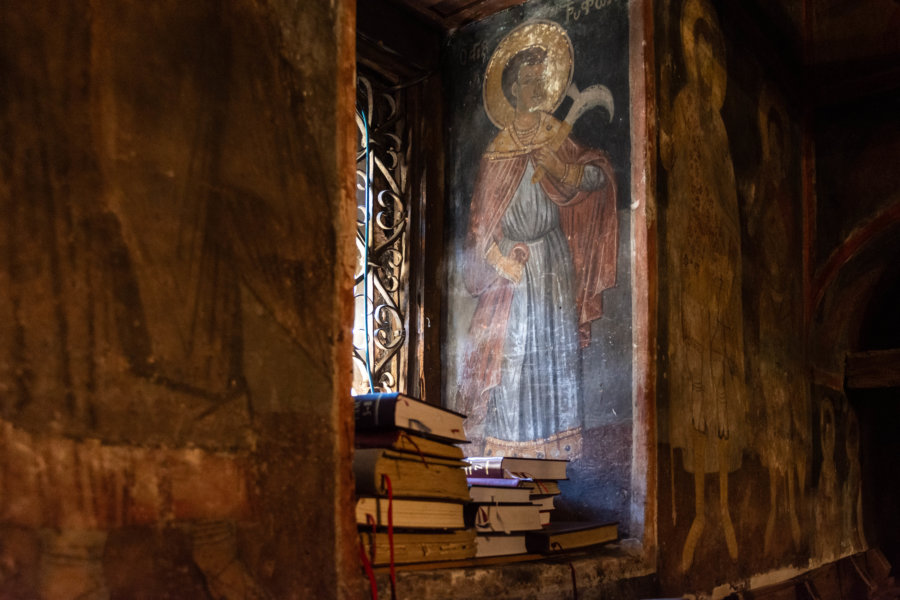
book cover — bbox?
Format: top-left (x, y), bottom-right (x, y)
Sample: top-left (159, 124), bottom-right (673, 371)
top-left (358, 528), bottom-right (477, 565)
top-left (467, 503), bottom-right (543, 533)
top-left (466, 476), bottom-right (533, 488)
top-left (355, 430), bottom-right (465, 460)
top-left (354, 392), bottom-right (467, 443)
top-left (467, 484), bottom-right (532, 504)
top-left (353, 448), bottom-right (470, 501)
top-left (530, 495), bottom-right (556, 510)
top-left (528, 480), bottom-right (561, 496)
top-left (356, 496), bottom-right (466, 530)
top-left (464, 456), bottom-right (568, 480)
top-left (474, 534), bottom-right (529, 558)
top-left (465, 477), bottom-right (560, 496)
top-left (524, 521), bottom-right (618, 554)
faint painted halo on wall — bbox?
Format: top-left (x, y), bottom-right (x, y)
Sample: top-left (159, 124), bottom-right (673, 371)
top-left (483, 20), bottom-right (574, 129)
top-left (680, 0), bottom-right (727, 108)
top-left (757, 83), bottom-right (788, 162)
top-left (680, 0), bottom-right (709, 76)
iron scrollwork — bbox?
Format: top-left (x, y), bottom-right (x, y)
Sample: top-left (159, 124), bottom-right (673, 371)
top-left (353, 73), bottom-right (409, 394)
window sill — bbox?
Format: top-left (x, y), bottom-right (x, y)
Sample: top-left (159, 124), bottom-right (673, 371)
top-left (372, 538), bottom-right (656, 599)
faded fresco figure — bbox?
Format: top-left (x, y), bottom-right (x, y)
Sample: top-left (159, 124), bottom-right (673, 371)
top-left (743, 86), bottom-right (810, 556)
top-left (456, 20), bottom-right (618, 460)
top-left (815, 397), bottom-right (841, 561)
top-left (660, 0), bottom-right (746, 571)
top-left (842, 404), bottom-right (867, 554)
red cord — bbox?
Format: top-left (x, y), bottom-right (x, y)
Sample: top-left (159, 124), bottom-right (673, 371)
top-left (382, 474), bottom-right (397, 600)
top-left (367, 514), bottom-right (378, 565)
top-left (400, 432), bottom-right (430, 468)
top-left (569, 561), bottom-right (579, 600)
top-left (562, 555), bottom-right (578, 600)
top-left (477, 506), bottom-right (489, 527)
top-left (358, 531), bottom-right (378, 600)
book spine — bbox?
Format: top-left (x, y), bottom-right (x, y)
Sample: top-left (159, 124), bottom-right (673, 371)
top-left (523, 533), bottom-right (550, 554)
top-left (352, 449), bottom-right (385, 496)
top-left (354, 396), bottom-right (397, 430)
top-left (463, 459), bottom-right (505, 479)
top-left (466, 477), bottom-right (525, 488)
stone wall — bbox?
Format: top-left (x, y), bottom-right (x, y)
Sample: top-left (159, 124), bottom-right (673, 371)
top-left (0, 1), bottom-right (358, 597)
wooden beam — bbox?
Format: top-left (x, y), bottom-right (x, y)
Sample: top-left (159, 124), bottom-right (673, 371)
top-left (809, 53), bottom-right (900, 108)
top-left (358, 0), bottom-right (442, 80)
top-left (388, 0), bottom-right (528, 32)
top-left (846, 348), bottom-right (900, 389)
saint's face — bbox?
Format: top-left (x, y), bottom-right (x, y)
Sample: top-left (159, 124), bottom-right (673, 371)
top-left (513, 63), bottom-right (547, 113)
top-left (694, 33), bottom-right (715, 100)
top-left (767, 117), bottom-right (787, 177)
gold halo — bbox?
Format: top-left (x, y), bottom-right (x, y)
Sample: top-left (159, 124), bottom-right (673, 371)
top-left (680, 0), bottom-right (708, 79)
top-left (483, 20), bottom-right (574, 129)
top-left (680, 0), bottom-right (727, 109)
top-left (758, 84), bottom-right (787, 162)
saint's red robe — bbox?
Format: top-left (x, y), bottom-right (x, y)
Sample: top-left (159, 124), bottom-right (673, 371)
top-left (458, 116), bottom-right (618, 422)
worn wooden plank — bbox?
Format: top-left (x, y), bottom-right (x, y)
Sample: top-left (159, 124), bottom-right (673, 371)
top-left (358, 0), bottom-right (442, 79)
top-left (846, 348), bottom-right (900, 389)
top-left (390, 0), bottom-right (528, 31)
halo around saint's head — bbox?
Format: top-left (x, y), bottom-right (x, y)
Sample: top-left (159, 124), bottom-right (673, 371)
top-left (680, 0), bottom-right (727, 109)
top-left (483, 20), bottom-right (574, 129)
top-left (757, 83), bottom-right (787, 162)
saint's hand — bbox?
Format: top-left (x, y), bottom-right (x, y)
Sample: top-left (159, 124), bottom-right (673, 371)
top-left (535, 146), bottom-right (566, 181)
top-left (499, 243), bottom-right (529, 284)
top-left (486, 242), bottom-right (527, 284)
top-left (497, 255), bottom-right (525, 284)
top-left (509, 243), bottom-right (530, 264)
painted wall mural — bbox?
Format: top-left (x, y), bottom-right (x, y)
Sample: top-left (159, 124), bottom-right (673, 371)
top-left (659, 0), bottom-right (746, 571)
top-left (743, 83), bottom-right (810, 558)
top-left (455, 20), bottom-right (618, 459)
top-left (444, 0), bottom-right (632, 526)
top-left (810, 391), bottom-right (869, 563)
top-left (656, 0), bottom-right (868, 591)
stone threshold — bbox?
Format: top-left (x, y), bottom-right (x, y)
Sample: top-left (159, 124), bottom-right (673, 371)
top-left (371, 538), bottom-right (657, 600)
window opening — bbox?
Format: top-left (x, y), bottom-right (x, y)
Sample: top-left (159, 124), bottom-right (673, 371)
top-left (353, 70), bottom-right (411, 394)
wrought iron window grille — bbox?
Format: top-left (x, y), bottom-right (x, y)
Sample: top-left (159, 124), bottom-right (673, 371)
top-left (353, 71), bottom-right (410, 394)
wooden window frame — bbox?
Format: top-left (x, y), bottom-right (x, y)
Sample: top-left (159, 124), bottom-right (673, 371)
top-left (356, 1), bottom-right (445, 404)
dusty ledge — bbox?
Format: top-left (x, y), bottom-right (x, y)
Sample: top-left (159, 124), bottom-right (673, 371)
top-left (370, 539), bottom-right (657, 600)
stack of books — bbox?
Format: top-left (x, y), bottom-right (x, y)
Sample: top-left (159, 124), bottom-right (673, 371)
top-left (353, 392), bottom-right (477, 566)
top-left (463, 455), bottom-right (566, 557)
top-left (352, 392), bottom-right (618, 567)
top-left (464, 455), bottom-right (618, 558)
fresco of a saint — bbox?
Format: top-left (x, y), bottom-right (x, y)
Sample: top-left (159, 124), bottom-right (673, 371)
top-left (456, 21), bottom-right (618, 460)
top-left (660, 0), bottom-right (746, 571)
